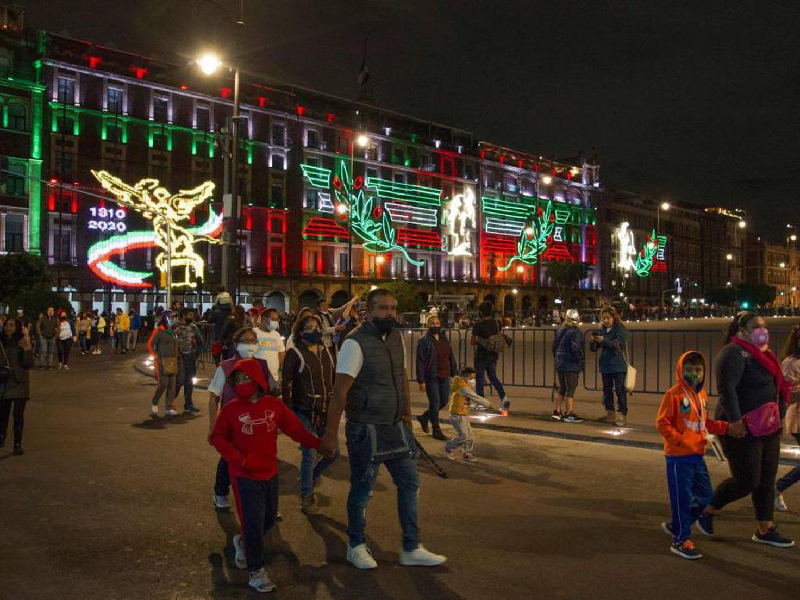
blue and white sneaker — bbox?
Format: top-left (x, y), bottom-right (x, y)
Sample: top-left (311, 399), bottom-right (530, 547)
top-left (752, 527), bottom-right (795, 548)
top-left (671, 540), bottom-right (702, 560)
top-left (696, 513), bottom-right (714, 536)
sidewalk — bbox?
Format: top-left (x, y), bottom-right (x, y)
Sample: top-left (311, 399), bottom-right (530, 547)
top-left (133, 355), bottom-right (800, 462)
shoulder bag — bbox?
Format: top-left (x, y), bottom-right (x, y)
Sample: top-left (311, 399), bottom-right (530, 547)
top-left (622, 340), bottom-right (637, 392)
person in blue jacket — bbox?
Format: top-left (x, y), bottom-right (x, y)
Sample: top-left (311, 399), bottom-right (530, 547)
top-left (551, 309), bottom-right (585, 423)
top-left (128, 309), bottom-right (143, 353)
top-left (590, 307), bottom-right (630, 426)
top-left (416, 315), bottom-right (457, 441)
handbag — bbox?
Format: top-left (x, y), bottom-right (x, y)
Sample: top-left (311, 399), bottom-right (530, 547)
top-left (622, 342), bottom-right (636, 392)
top-left (743, 401), bottom-right (781, 437)
top-left (161, 355), bottom-right (178, 375)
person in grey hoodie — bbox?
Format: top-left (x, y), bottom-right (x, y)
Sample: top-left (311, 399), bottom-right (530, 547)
top-left (0, 318), bottom-right (35, 455)
top-left (147, 314), bottom-right (181, 417)
top-left (36, 307), bottom-right (58, 370)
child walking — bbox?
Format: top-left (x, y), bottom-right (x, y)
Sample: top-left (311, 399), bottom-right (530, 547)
top-left (445, 367), bottom-right (493, 462)
top-left (211, 358), bottom-right (325, 593)
top-left (655, 351), bottom-right (743, 559)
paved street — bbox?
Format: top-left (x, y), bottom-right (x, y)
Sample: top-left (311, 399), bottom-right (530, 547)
top-left (2, 352), bottom-right (800, 600)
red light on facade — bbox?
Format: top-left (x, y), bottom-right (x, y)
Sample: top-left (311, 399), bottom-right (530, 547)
top-left (88, 56), bottom-right (102, 69)
top-left (180, 84), bottom-right (189, 90)
top-left (221, 88), bottom-right (232, 99)
top-left (71, 197), bottom-right (78, 214)
top-left (297, 105), bottom-right (305, 116)
top-left (517, 160), bottom-right (523, 168)
top-left (533, 163), bottom-right (540, 172)
top-left (49, 178), bottom-right (58, 184)
top-left (48, 195), bottom-right (55, 211)
top-left (133, 67), bottom-right (148, 79)
top-left (327, 113), bottom-right (335, 124)
top-left (498, 156), bottom-right (505, 164)
top-left (190, 212), bottom-right (196, 225)
top-left (258, 97), bottom-right (268, 108)
top-left (552, 167), bottom-right (557, 175)
top-left (246, 213), bottom-right (252, 230)
top-left (480, 150), bottom-right (486, 160)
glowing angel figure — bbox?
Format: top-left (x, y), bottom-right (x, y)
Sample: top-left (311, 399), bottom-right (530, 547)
top-left (447, 187), bottom-right (476, 256)
top-left (92, 170), bottom-right (221, 289)
top-left (617, 222), bottom-right (637, 271)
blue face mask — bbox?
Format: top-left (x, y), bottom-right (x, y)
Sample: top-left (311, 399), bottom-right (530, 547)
top-left (267, 320), bottom-right (279, 332)
top-left (301, 330), bottom-right (322, 345)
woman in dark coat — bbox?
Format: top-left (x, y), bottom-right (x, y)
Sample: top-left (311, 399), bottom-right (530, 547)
top-left (589, 307), bottom-right (630, 426)
top-left (0, 317), bottom-right (35, 455)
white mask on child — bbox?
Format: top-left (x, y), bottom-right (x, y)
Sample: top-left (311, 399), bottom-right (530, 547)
top-left (467, 378), bottom-right (476, 388)
top-left (236, 343), bottom-right (258, 359)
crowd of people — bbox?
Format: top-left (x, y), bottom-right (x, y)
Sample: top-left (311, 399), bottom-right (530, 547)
top-left (2, 285), bottom-right (800, 591)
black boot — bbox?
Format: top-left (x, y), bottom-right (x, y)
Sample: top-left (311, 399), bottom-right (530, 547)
top-left (0, 435), bottom-right (5, 448)
top-left (416, 412), bottom-right (430, 434)
top-left (432, 428), bottom-right (448, 441)
top-left (13, 443), bottom-right (24, 455)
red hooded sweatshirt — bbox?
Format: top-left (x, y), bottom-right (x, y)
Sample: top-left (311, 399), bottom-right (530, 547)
top-left (655, 350), bottom-right (729, 457)
top-left (211, 358), bottom-right (321, 481)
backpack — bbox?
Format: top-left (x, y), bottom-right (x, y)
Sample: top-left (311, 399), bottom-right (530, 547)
top-left (175, 325), bottom-right (196, 355)
top-left (486, 320), bottom-right (511, 355)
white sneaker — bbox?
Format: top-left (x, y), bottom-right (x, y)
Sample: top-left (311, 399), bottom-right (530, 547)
top-left (248, 568), bottom-right (277, 593)
top-left (399, 544), bottom-right (447, 567)
top-left (58, 363), bottom-right (63, 369)
top-left (63, 364), bottom-right (69, 370)
top-left (346, 543), bottom-right (377, 569)
top-left (776, 489), bottom-right (788, 512)
top-left (165, 408), bottom-right (178, 417)
top-left (150, 405), bottom-right (159, 416)
top-left (445, 449), bottom-right (457, 461)
top-left (233, 533), bottom-right (247, 569)
top-left (213, 493), bottom-right (230, 509)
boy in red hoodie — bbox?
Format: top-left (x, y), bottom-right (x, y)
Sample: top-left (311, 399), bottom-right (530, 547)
top-left (655, 351), bottom-right (743, 560)
top-left (211, 358), bottom-right (323, 593)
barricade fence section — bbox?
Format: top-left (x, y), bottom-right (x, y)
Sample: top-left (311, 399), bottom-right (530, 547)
top-left (197, 323), bottom-right (794, 398)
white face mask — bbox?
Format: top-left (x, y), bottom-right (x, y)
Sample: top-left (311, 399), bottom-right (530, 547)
top-left (236, 343), bottom-right (258, 359)
top-left (466, 378), bottom-right (476, 388)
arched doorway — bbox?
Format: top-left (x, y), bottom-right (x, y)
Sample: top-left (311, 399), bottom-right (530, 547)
top-left (521, 294), bottom-right (533, 313)
top-left (483, 293), bottom-right (497, 307)
top-left (331, 289), bottom-right (350, 308)
top-left (503, 294), bottom-right (515, 314)
top-left (298, 288), bottom-right (323, 310)
top-left (265, 290), bottom-right (288, 312)
top-left (538, 295), bottom-right (549, 311)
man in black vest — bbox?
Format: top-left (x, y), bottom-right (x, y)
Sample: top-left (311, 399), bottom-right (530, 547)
top-left (320, 288), bottom-right (447, 570)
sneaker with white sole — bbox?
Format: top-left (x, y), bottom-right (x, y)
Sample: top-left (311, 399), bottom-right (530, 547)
top-left (347, 543), bottom-right (377, 569)
top-left (150, 405), bottom-right (159, 417)
top-left (233, 533), bottom-right (247, 569)
top-left (399, 544), bottom-right (447, 567)
top-left (563, 412), bottom-right (584, 423)
top-left (248, 568), bottom-right (276, 593)
top-left (165, 408), bottom-right (178, 417)
top-left (462, 453), bottom-right (478, 462)
top-left (752, 526), bottom-right (795, 548)
top-left (213, 493), bottom-right (230, 509)
top-left (775, 489), bottom-right (788, 512)
top-left (63, 364), bottom-right (69, 370)
top-left (445, 449), bottom-right (458, 461)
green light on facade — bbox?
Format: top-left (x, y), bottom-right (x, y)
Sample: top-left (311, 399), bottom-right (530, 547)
top-left (247, 144), bottom-right (253, 165)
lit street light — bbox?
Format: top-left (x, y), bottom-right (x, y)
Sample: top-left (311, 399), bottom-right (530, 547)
top-left (197, 52), bottom-right (222, 75)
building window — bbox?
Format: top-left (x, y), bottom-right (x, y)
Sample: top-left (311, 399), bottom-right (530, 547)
top-left (196, 107), bottom-right (211, 131)
top-left (7, 103), bottom-right (26, 131)
top-left (107, 87), bottom-right (123, 114)
top-left (4, 213), bottom-right (24, 252)
top-left (4, 163), bottom-right (24, 195)
top-left (0, 56), bottom-right (9, 78)
top-left (237, 116), bottom-right (249, 139)
top-left (306, 156), bottom-right (320, 168)
top-left (393, 172), bottom-right (406, 184)
top-left (54, 151), bottom-right (74, 181)
top-left (153, 97), bottom-right (168, 123)
top-left (54, 230), bottom-right (72, 263)
top-left (196, 139), bottom-right (210, 158)
top-left (366, 167), bottom-right (378, 181)
top-left (393, 147), bottom-right (405, 165)
top-left (306, 129), bottom-right (319, 148)
top-left (305, 189), bottom-right (317, 210)
top-left (271, 123), bottom-right (285, 146)
top-left (57, 77), bottom-right (74, 104)
top-left (272, 154), bottom-right (285, 170)
top-left (270, 247), bottom-right (283, 273)
top-left (418, 258), bottom-right (429, 279)
top-left (56, 115), bottom-right (75, 135)
top-left (153, 132), bottom-right (168, 151)
top-left (271, 182), bottom-right (284, 207)
top-left (307, 251), bottom-right (318, 274)
top-left (339, 253), bottom-right (349, 275)
top-left (106, 122), bottom-right (123, 143)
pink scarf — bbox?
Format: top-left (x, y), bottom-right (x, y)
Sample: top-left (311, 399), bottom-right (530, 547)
top-left (731, 336), bottom-right (791, 405)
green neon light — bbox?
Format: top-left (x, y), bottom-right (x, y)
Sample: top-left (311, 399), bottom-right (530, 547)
top-left (554, 209), bottom-right (570, 225)
top-left (635, 230), bottom-right (659, 277)
top-left (148, 128), bottom-right (154, 148)
top-left (366, 177), bottom-right (441, 206)
top-left (29, 87), bottom-right (44, 255)
top-left (191, 138), bottom-right (197, 155)
top-left (166, 133), bottom-right (173, 152)
top-left (301, 164), bottom-right (332, 188)
top-left (247, 143), bottom-right (253, 165)
top-left (498, 201), bottom-right (554, 270)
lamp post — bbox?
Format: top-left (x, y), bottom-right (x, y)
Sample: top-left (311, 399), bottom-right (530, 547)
top-left (197, 51), bottom-right (241, 303)
top-left (656, 201), bottom-right (670, 320)
top-left (347, 133), bottom-right (369, 294)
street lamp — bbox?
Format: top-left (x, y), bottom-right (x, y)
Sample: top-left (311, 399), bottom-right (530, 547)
top-left (656, 201), bottom-right (670, 320)
top-left (197, 50), bottom-right (241, 302)
top-left (347, 132), bottom-right (369, 294)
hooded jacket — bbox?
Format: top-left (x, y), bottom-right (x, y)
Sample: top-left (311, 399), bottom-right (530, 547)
top-left (655, 351), bottom-right (729, 456)
top-left (589, 321), bottom-right (629, 374)
top-left (448, 375), bottom-right (492, 415)
top-left (416, 331), bottom-right (457, 383)
top-left (211, 358), bottom-right (321, 481)
top-left (552, 324), bottom-right (585, 373)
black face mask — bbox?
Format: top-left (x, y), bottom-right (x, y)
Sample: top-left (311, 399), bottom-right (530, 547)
top-left (428, 327), bottom-right (441, 336)
top-left (372, 316), bottom-right (398, 334)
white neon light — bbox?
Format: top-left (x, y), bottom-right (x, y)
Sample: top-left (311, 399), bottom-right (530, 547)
top-left (317, 192), bottom-right (334, 214)
top-left (384, 202), bottom-right (438, 227)
top-left (445, 187), bottom-right (476, 256)
top-left (553, 225), bottom-right (564, 242)
top-left (617, 222), bottom-right (636, 271)
top-left (485, 217), bottom-right (524, 237)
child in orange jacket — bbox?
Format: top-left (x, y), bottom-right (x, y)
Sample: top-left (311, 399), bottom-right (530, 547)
top-left (655, 351), bottom-right (732, 560)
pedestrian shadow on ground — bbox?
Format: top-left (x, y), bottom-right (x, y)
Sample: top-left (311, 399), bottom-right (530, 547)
top-left (131, 413), bottom-right (202, 430)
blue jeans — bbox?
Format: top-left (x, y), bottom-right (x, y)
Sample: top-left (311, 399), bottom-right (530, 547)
top-left (296, 411), bottom-right (340, 497)
top-left (174, 354), bottom-right (197, 405)
top-left (345, 421), bottom-right (420, 552)
top-left (777, 433), bottom-right (800, 493)
top-left (602, 372), bottom-right (627, 415)
top-left (422, 377), bottom-right (451, 430)
top-left (39, 337), bottom-right (56, 368)
top-left (474, 356), bottom-right (505, 399)
top-left (666, 455), bottom-right (713, 543)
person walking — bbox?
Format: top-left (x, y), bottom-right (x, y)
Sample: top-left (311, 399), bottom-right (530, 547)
top-left (114, 308), bottom-right (130, 353)
top-left (590, 307), bottom-right (630, 427)
top-left (320, 288), bottom-right (447, 570)
top-left (552, 309), bottom-right (585, 423)
top-left (174, 309), bottom-right (204, 413)
top-left (56, 312), bottom-right (76, 370)
top-left (0, 318), bottom-right (35, 455)
top-left (470, 301), bottom-right (511, 411)
top-left (36, 307), bottom-right (58, 370)
top-left (128, 309), bottom-right (142, 353)
top-left (94, 312), bottom-right (106, 354)
top-left (219, 305), bottom-right (246, 361)
top-left (415, 314), bottom-right (457, 441)
top-left (775, 325), bottom-right (800, 511)
top-left (282, 314), bottom-right (339, 515)
top-left (148, 314), bottom-right (180, 417)
top-left (701, 312), bottom-right (794, 548)
top-left (255, 308), bottom-right (286, 386)
top-left (316, 296), bottom-right (358, 356)
top-left (76, 312), bottom-right (90, 355)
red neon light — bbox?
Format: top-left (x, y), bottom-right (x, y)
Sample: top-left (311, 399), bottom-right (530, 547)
top-left (180, 84), bottom-right (189, 90)
top-left (651, 261), bottom-right (668, 273)
top-left (258, 97), bottom-right (268, 108)
top-left (481, 234), bottom-right (517, 254)
top-left (397, 228), bottom-right (441, 248)
top-left (71, 197), bottom-right (78, 214)
top-left (133, 67), bottom-right (148, 79)
top-left (48, 195), bottom-right (55, 211)
top-left (327, 113), bottom-right (335, 124)
top-left (221, 88), bottom-right (232, 99)
top-left (246, 212), bottom-right (252, 230)
top-left (480, 150), bottom-right (486, 160)
top-left (301, 217), bottom-right (349, 239)
top-left (88, 56), bottom-right (102, 69)
top-left (297, 105), bottom-right (305, 116)
top-left (542, 244), bottom-right (574, 263)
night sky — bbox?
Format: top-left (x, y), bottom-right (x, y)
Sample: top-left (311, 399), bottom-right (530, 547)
top-left (19, 0), bottom-right (800, 240)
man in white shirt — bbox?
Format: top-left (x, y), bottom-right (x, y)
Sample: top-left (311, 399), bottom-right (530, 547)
top-left (321, 288), bottom-right (446, 571)
top-left (316, 296), bottom-right (358, 352)
top-left (255, 308), bottom-right (285, 384)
